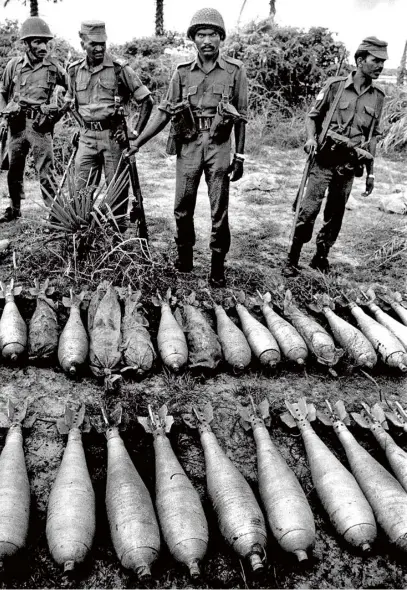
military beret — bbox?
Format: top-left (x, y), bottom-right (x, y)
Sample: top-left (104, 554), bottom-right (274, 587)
top-left (357, 36), bottom-right (388, 60)
top-left (80, 20), bottom-right (107, 42)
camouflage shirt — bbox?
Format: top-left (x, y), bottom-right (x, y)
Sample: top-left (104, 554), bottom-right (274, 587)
top-left (66, 53), bottom-right (150, 122)
top-left (159, 52), bottom-right (248, 120)
top-left (309, 72), bottom-right (385, 148)
top-left (0, 53), bottom-right (68, 107)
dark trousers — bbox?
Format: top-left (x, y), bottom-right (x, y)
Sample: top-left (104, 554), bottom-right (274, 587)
top-left (8, 119), bottom-right (56, 208)
top-left (294, 159), bottom-right (354, 254)
top-left (175, 131), bottom-right (231, 254)
top-left (75, 128), bottom-right (129, 222)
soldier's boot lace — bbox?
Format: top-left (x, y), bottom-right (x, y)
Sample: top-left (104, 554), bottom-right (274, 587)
top-left (174, 245), bottom-right (193, 273)
top-left (209, 251), bottom-right (226, 288)
top-left (0, 206), bottom-right (21, 223)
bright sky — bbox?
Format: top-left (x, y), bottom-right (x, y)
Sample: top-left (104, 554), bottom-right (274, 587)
top-left (2, 0), bottom-right (406, 68)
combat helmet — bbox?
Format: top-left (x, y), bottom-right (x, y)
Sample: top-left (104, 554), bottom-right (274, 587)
top-left (187, 8), bottom-right (226, 41)
top-left (20, 17), bottom-right (54, 41)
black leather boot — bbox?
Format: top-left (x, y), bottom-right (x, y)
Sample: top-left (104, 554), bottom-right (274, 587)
top-left (174, 245), bottom-right (193, 273)
top-left (283, 239), bottom-right (303, 277)
top-left (209, 251), bottom-right (226, 288)
top-left (310, 244), bottom-right (330, 273)
top-left (0, 206), bottom-right (21, 223)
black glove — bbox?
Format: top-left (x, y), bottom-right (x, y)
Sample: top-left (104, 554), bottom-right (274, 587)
top-left (228, 155), bottom-right (244, 182)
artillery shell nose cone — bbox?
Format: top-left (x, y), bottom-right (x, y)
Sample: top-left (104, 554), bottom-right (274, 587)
top-left (361, 543), bottom-right (371, 554)
top-left (10, 353), bottom-right (18, 361)
top-left (296, 358), bottom-right (305, 366)
top-left (63, 560), bottom-right (75, 574)
top-left (188, 559), bottom-right (201, 579)
top-left (172, 364), bottom-right (180, 372)
top-left (136, 565), bottom-right (151, 580)
top-left (69, 366), bottom-right (76, 375)
top-left (399, 364), bottom-right (407, 372)
top-left (248, 553), bottom-right (264, 573)
top-left (294, 549), bottom-right (308, 562)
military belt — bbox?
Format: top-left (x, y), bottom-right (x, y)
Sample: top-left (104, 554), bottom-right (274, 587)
top-left (194, 116), bottom-right (215, 131)
top-left (82, 119), bottom-right (112, 131)
top-left (24, 107), bottom-right (40, 120)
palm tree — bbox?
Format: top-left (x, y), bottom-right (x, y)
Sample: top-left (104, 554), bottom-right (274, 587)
top-left (3, 0), bottom-right (60, 17)
top-left (155, 0), bottom-right (164, 36)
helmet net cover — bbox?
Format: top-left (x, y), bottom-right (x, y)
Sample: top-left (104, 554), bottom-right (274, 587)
top-left (187, 8), bottom-right (226, 41)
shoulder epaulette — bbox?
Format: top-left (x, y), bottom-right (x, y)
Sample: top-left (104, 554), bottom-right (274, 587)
top-left (222, 54), bottom-right (244, 68)
top-left (67, 58), bottom-right (84, 71)
top-left (373, 83), bottom-right (385, 95)
top-left (176, 59), bottom-right (195, 70)
top-left (112, 57), bottom-right (129, 68)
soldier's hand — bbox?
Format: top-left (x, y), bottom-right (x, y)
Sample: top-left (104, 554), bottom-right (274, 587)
top-left (229, 156), bottom-right (244, 182)
top-left (113, 127), bottom-right (127, 144)
top-left (304, 138), bottom-right (317, 154)
top-left (124, 145), bottom-right (140, 160)
top-left (363, 175), bottom-right (375, 197)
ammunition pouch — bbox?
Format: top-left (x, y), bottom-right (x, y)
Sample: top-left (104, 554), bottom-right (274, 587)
top-left (166, 123), bottom-right (181, 156)
top-left (32, 105), bottom-right (61, 135)
top-left (165, 101), bottom-right (197, 155)
top-left (209, 101), bottom-right (241, 143)
top-left (317, 131), bottom-right (372, 177)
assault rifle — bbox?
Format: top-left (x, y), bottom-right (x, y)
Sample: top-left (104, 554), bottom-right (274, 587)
top-left (118, 107), bottom-right (149, 242)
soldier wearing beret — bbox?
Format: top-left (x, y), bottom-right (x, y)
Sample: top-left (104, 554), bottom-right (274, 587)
top-left (126, 8), bottom-right (248, 287)
top-left (66, 21), bottom-right (153, 231)
top-left (0, 17), bottom-right (68, 223)
top-left (286, 36), bottom-right (388, 275)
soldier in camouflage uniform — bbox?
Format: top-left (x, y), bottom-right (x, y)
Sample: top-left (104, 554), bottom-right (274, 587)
top-left (286, 36), bottom-right (388, 275)
top-left (65, 21), bottom-right (153, 231)
top-left (0, 17), bottom-right (68, 222)
top-left (126, 8), bottom-right (248, 287)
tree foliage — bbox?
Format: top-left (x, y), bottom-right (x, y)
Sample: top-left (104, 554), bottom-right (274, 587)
top-left (224, 22), bottom-right (349, 112)
top-left (0, 19), bottom-right (20, 77)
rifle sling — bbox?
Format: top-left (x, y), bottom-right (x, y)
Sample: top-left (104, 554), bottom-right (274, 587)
top-left (318, 79), bottom-right (346, 146)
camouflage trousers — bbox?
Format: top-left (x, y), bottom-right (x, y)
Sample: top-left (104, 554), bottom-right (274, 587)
top-left (293, 159), bottom-right (354, 255)
top-left (175, 131), bottom-right (231, 254)
top-left (7, 119), bottom-right (56, 208)
top-left (75, 128), bottom-right (128, 224)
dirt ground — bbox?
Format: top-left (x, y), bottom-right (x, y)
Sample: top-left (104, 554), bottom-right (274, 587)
top-left (0, 139), bottom-right (406, 589)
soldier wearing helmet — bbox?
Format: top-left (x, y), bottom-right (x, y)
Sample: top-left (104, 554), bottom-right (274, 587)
top-left (286, 36), bottom-right (388, 275)
top-left (65, 21), bottom-right (153, 231)
top-left (126, 7), bottom-right (248, 288)
top-left (0, 17), bottom-right (68, 223)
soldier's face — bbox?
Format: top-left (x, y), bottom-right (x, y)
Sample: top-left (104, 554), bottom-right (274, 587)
top-left (358, 55), bottom-right (385, 79)
top-left (194, 28), bottom-right (221, 59)
top-left (27, 38), bottom-right (49, 61)
top-left (82, 37), bottom-right (106, 65)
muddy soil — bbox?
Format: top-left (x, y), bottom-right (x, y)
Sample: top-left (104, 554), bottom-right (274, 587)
top-left (0, 142), bottom-right (406, 588)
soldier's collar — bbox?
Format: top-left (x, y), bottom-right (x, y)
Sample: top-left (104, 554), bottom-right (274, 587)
top-left (191, 51), bottom-right (225, 71)
top-left (23, 53), bottom-right (51, 68)
top-left (82, 52), bottom-right (114, 71)
top-left (346, 70), bottom-right (375, 92)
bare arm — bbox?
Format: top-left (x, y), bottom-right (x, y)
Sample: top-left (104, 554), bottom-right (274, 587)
top-left (127, 109), bottom-right (172, 155)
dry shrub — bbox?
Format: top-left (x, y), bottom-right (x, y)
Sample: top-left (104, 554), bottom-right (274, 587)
top-left (379, 85), bottom-right (407, 156)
